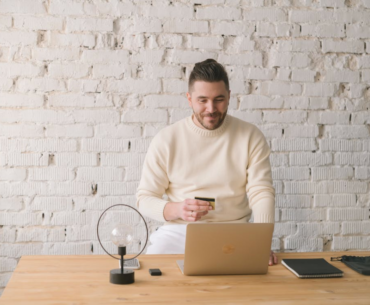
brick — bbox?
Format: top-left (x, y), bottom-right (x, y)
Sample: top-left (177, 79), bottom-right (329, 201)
top-left (192, 36), bottom-right (223, 50)
top-left (92, 64), bottom-right (133, 79)
top-left (0, 16), bottom-right (12, 28)
top-left (284, 125), bottom-right (319, 138)
top-left (269, 52), bottom-right (311, 68)
top-left (281, 208), bottom-right (326, 221)
top-left (45, 124), bottom-right (93, 138)
top-left (312, 167), bottom-right (353, 180)
top-left (107, 79), bottom-right (161, 94)
top-left (196, 7), bottom-right (241, 20)
top-left (72, 110), bottom-right (120, 124)
top-left (67, 80), bottom-right (101, 93)
top-left (28, 168), bottom-right (74, 181)
top-left (7, 153), bottom-right (48, 167)
top-left (333, 236), bottom-right (370, 250)
top-left (258, 123), bottom-right (284, 139)
top-left (322, 40), bottom-right (364, 53)
top-left (228, 110), bottom-right (262, 124)
top-left (270, 153), bottom-right (289, 167)
top-left (0, 139), bottom-right (77, 152)
top-left (144, 124), bottom-right (167, 137)
top-left (273, 223), bottom-right (296, 237)
top-left (0, 258), bottom-right (17, 272)
top-left (282, 97), bottom-right (311, 109)
top-left (0, 124), bottom-right (43, 138)
top-left (48, 94), bottom-right (94, 108)
top-left (0, 243), bottom-right (43, 257)
top-left (131, 17), bottom-right (162, 33)
top-left (163, 20), bottom-right (208, 34)
top-left (97, 182), bottom-right (139, 196)
top-left (0, 0), bottom-right (46, 14)
top-left (170, 109), bottom-right (193, 123)
top-left (0, 228), bottom-right (16, 243)
top-left (359, 55), bottom-right (370, 68)
top-left (33, 48), bottom-right (80, 61)
top-left (320, 139), bottom-right (363, 152)
top-left (131, 50), bottom-right (164, 64)
top-left (81, 139), bottom-right (130, 152)
top-left (55, 153), bottom-right (98, 166)
top-left (244, 68), bottom-right (275, 80)
top-left (290, 152), bottom-right (332, 166)
top-left (334, 152), bottom-right (370, 165)
top-left (0, 212), bottom-right (42, 226)
top-left (323, 70), bottom-right (360, 83)
top-left (314, 194), bottom-right (356, 207)
top-left (123, 109), bottom-right (168, 123)
top-left (240, 96), bottom-right (281, 109)
top-left (320, 0), bottom-right (345, 7)
top-left (17, 78), bottom-right (66, 93)
top-left (0, 93), bottom-right (44, 108)
top-left (163, 79), bottom-right (187, 94)
top-left (363, 70), bottom-right (370, 82)
top-left (272, 167), bottom-right (310, 180)
top-left (329, 208), bottom-right (369, 221)
top-left (262, 81), bottom-right (302, 95)
top-left (290, 10), bottom-right (333, 22)
top-left (167, 50), bottom-right (217, 64)
top-left (76, 168), bottom-right (124, 182)
top-left (244, 8), bottom-right (287, 21)
top-left (276, 195), bottom-right (311, 208)
top-left (211, 21), bottom-right (254, 36)
top-left (141, 4), bottom-right (193, 19)
top-left (301, 24), bottom-right (345, 38)
top-left (82, 50), bottom-right (129, 63)
top-left (291, 70), bottom-right (316, 82)
top-left (355, 167), bottom-right (370, 179)
top-left (49, 0), bottom-right (84, 15)
top-left (142, 65), bottom-right (182, 79)
top-left (125, 167), bottom-right (141, 181)
top-left (263, 110), bottom-right (306, 123)
top-left (48, 63), bottom-right (90, 78)
top-left (219, 52), bottom-right (262, 66)
top-left (0, 78), bottom-right (13, 90)
top-left (130, 138), bottom-right (154, 152)
top-left (342, 221), bottom-right (370, 235)
top-left (100, 153), bottom-right (144, 167)
top-left (347, 24), bottom-right (370, 39)
top-left (326, 125), bottom-right (369, 139)
top-left (49, 33), bottom-right (95, 48)
top-left (304, 83), bottom-right (337, 96)
top-left (17, 227), bottom-right (65, 242)
top-left (67, 17), bottom-right (113, 32)
top-left (0, 63), bottom-right (44, 78)
top-left (296, 222), bottom-right (340, 237)
top-left (0, 198), bottom-right (23, 211)
top-left (308, 111), bottom-right (349, 124)
top-left (275, 39), bottom-right (320, 52)
top-left (14, 16), bottom-right (63, 31)
top-left (30, 197), bottom-right (73, 211)
top-left (95, 124), bottom-right (141, 139)
top-left (144, 95), bottom-right (187, 108)
top-left (271, 138), bottom-right (317, 151)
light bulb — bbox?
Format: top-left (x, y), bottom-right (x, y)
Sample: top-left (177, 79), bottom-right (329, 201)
top-left (111, 224), bottom-right (133, 247)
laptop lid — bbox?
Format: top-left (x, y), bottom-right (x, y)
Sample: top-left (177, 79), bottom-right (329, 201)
top-left (180, 223), bottom-right (274, 276)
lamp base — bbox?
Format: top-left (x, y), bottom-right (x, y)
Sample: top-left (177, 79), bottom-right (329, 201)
top-left (110, 269), bottom-right (135, 285)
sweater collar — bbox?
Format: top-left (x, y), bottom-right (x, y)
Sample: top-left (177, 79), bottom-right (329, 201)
top-left (186, 113), bottom-right (231, 137)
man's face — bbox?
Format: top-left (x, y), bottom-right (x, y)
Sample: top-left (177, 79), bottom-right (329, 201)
top-left (186, 81), bottom-right (230, 130)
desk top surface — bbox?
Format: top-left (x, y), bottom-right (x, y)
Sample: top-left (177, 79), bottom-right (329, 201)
top-left (1, 251), bottom-right (370, 305)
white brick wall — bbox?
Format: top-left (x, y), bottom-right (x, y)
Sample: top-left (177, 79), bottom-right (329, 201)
top-left (0, 0), bottom-right (369, 295)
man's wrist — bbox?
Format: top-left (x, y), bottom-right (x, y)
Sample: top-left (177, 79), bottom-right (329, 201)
top-left (163, 201), bottom-right (179, 221)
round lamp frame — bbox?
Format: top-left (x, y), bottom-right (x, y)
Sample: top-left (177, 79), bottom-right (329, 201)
top-left (96, 204), bottom-right (149, 261)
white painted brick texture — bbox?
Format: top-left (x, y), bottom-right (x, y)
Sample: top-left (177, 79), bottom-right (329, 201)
top-left (0, 0), bottom-right (369, 296)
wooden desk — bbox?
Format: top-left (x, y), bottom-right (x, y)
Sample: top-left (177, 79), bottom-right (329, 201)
top-left (1, 251), bottom-right (370, 304)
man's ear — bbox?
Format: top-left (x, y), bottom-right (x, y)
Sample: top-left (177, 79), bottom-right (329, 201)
top-left (186, 92), bottom-right (192, 107)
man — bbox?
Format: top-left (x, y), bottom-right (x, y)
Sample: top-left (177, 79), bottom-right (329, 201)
top-left (136, 59), bottom-right (277, 265)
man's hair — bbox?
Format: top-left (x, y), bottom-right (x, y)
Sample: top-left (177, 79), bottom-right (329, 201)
top-left (188, 59), bottom-right (229, 92)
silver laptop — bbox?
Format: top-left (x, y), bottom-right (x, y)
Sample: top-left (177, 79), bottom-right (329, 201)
top-left (176, 223), bottom-right (274, 275)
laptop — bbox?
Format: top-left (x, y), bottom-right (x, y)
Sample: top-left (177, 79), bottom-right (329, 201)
top-left (176, 223), bottom-right (274, 275)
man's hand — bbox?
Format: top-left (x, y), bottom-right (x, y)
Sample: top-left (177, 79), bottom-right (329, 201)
top-left (269, 251), bottom-right (278, 265)
top-left (163, 199), bottom-right (213, 221)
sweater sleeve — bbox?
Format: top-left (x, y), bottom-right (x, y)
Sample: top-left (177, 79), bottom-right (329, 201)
top-left (135, 133), bottom-right (169, 223)
top-left (246, 127), bottom-right (275, 223)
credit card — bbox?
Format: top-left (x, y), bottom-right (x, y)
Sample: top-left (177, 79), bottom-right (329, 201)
top-left (195, 197), bottom-right (215, 210)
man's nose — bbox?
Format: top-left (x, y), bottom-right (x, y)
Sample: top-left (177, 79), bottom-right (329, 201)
top-left (206, 101), bottom-right (216, 113)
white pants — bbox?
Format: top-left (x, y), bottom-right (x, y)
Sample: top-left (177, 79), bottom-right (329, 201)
top-left (146, 224), bottom-right (187, 254)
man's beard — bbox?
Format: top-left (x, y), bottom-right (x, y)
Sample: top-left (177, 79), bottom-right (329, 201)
top-left (193, 109), bottom-right (228, 130)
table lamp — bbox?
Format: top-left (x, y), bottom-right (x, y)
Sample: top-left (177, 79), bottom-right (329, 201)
top-left (97, 204), bottom-right (148, 285)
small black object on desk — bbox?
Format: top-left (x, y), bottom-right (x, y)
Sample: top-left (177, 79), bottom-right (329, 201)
top-left (149, 268), bottom-right (162, 276)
